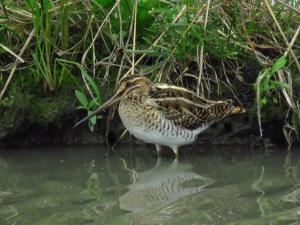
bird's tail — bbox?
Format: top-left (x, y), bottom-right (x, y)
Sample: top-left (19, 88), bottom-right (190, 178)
top-left (231, 106), bottom-right (246, 114)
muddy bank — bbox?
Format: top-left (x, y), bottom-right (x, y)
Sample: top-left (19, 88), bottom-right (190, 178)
top-left (0, 88), bottom-right (293, 148)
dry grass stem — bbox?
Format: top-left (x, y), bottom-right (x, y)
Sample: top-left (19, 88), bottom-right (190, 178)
top-left (263, 0), bottom-right (300, 74)
top-left (197, 0), bottom-right (211, 95)
top-left (0, 43), bottom-right (25, 63)
top-left (131, 0), bottom-right (138, 75)
top-left (256, 75), bottom-right (264, 137)
top-left (284, 25), bottom-right (300, 56)
top-left (123, 4), bottom-right (187, 77)
top-left (278, 70), bottom-right (295, 110)
top-left (276, 0), bottom-right (300, 14)
top-left (0, 29), bottom-right (35, 101)
top-left (81, 0), bottom-right (121, 66)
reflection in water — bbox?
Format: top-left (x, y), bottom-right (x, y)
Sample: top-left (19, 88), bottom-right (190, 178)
top-left (119, 159), bottom-right (215, 212)
top-left (248, 151), bottom-right (300, 225)
top-left (282, 152), bottom-right (300, 203)
top-left (251, 166), bottom-right (266, 217)
top-left (0, 147), bottom-right (300, 225)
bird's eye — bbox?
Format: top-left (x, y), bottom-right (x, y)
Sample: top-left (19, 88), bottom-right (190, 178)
top-left (126, 82), bottom-right (132, 87)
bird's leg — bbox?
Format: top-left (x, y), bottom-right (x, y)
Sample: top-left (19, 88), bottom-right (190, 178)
top-left (155, 157), bottom-right (162, 168)
top-left (170, 158), bottom-right (179, 168)
top-left (172, 146), bottom-right (179, 158)
top-left (155, 144), bottom-right (162, 157)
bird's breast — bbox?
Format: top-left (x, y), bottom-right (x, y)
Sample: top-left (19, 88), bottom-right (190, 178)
top-left (118, 98), bottom-right (148, 128)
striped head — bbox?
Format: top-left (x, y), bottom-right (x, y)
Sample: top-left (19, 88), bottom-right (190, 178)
top-left (74, 75), bottom-right (152, 127)
top-left (117, 75), bottom-right (152, 96)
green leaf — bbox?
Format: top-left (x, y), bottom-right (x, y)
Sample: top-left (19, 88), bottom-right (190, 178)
top-left (260, 77), bottom-right (270, 92)
top-left (88, 111), bottom-right (97, 125)
top-left (88, 99), bottom-right (98, 110)
top-left (256, 68), bottom-right (271, 93)
top-left (76, 106), bottom-right (86, 110)
top-left (90, 115), bottom-right (97, 125)
top-left (261, 96), bottom-right (268, 106)
top-left (271, 55), bottom-right (287, 75)
top-left (75, 90), bottom-right (88, 108)
top-left (247, 21), bottom-right (257, 34)
top-left (79, 67), bottom-right (102, 104)
top-left (269, 81), bottom-right (282, 90)
top-left (59, 64), bottom-right (66, 85)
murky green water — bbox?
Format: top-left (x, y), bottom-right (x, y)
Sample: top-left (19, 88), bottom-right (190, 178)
top-left (0, 146), bottom-right (300, 225)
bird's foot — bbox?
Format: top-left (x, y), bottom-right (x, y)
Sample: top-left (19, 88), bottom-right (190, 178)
top-left (156, 144), bottom-right (162, 157)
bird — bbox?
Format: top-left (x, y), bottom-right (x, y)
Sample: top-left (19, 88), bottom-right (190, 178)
top-left (74, 75), bottom-right (245, 157)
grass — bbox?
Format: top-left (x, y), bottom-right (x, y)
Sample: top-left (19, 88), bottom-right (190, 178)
top-left (0, 0), bottom-right (300, 144)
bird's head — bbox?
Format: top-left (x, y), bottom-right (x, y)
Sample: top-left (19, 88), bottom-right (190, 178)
top-left (74, 75), bottom-right (151, 127)
top-left (117, 75), bottom-right (152, 96)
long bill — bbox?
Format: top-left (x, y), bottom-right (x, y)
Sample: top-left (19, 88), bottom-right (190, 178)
top-left (73, 92), bottom-right (121, 128)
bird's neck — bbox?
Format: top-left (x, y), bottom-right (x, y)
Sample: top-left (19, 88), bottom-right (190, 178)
top-left (123, 89), bottom-right (148, 103)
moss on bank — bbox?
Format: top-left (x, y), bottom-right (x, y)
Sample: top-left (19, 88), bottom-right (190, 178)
top-left (0, 88), bottom-right (76, 140)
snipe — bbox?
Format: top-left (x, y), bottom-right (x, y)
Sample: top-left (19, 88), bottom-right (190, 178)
top-left (75, 75), bottom-right (245, 157)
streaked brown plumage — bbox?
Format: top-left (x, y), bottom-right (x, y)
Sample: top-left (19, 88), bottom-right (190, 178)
top-left (75, 75), bottom-right (245, 157)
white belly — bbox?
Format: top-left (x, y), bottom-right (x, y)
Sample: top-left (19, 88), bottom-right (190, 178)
top-left (131, 126), bottom-right (195, 147)
top-left (118, 100), bottom-right (199, 148)
top-left (120, 113), bottom-right (196, 148)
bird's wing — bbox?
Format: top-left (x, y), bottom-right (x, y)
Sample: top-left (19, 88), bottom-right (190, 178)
top-left (150, 83), bottom-right (230, 129)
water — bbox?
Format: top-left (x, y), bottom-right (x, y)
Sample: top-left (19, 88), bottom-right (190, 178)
top-left (0, 145), bottom-right (300, 225)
